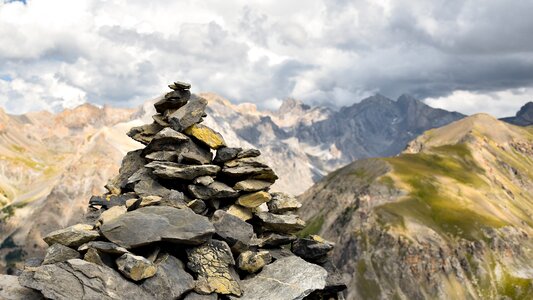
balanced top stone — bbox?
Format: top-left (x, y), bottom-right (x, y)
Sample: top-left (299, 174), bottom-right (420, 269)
top-left (15, 80), bottom-right (346, 300)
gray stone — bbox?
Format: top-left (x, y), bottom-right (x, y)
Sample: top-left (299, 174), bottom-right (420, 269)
top-left (213, 147), bottom-right (242, 164)
top-left (19, 259), bottom-right (152, 300)
top-left (179, 149), bottom-right (213, 165)
top-left (110, 150), bottom-right (146, 190)
top-left (292, 236), bottom-right (335, 263)
top-left (146, 161), bottom-right (220, 180)
top-left (212, 210), bottom-right (254, 249)
top-left (234, 179), bottom-right (273, 192)
top-left (221, 158), bottom-right (278, 182)
top-left (89, 193), bottom-right (138, 209)
top-left (188, 181), bottom-right (239, 199)
top-left (152, 114), bottom-right (170, 127)
top-left (127, 122), bottom-right (163, 145)
top-left (155, 89), bottom-right (190, 113)
top-left (0, 275), bottom-right (43, 300)
top-left (116, 253), bottom-right (157, 281)
top-left (255, 212), bottom-right (306, 233)
top-left (141, 254), bottom-right (195, 299)
top-left (237, 148), bottom-right (261, 159)
top-left (168, 96), bottom-right (208, 131)
top-left (83, 248), bottom-right (113, 267)
top-left (187, 240), bottom-right (242, 296)
top-left (100, 206), bottom-right (215, 248)
top-left (78, 241), bottom-right (128, 255)
top-left (187, 199), bottom-right (207, 214)
top-left (267, 192), bottom-right (302, 213)
top-left (42, 244), bottom-right (80, 265)
top-left (168, 81), bottom-right (191, 91)
top-left (145, 151), bottom-right (178, 162)
top-left (229, 256), bottom-right (327, 300)
top-left (43, 224), bottom-right (100, 247)
top-left (193, 175), bottom-right (215, 186)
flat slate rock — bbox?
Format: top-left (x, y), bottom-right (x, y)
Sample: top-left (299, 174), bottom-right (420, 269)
top-left (43, 224), bottom-right (100, 247)
top-left (100, 206), bottom-right (215, 248)
top-left (230, 256), bottom-right (327, 300)
top-left (127, 122), bottom-right (163, 145)
top-left (146, 161), bottom-right (220, 180)
top-left (188, 181), bottom-right (239, 199)
top-left (255, 212), bottom-right (306, 233)
top-left (19, 259), bottom-right (153, 300)
top-left (212, 210), bottom-right (254, 249)
top-left (0, 275), bottom-right (43, 300)
top-left (141, 254), bottom-right (195, 300)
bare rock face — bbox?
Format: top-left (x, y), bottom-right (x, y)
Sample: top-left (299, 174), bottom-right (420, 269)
top-left (11, 81), bottom-right (345, 300)
top-left (43, 224), bottom-right (100, 247)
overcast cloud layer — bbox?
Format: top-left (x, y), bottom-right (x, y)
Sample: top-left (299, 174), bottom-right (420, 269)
top-left (1, 0), bottom-right (532, 117)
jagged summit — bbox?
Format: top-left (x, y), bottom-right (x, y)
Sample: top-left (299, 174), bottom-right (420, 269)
top-left (10, 81), bottom-right (346, 300)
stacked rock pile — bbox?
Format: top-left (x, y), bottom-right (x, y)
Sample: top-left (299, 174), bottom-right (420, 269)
top-left (17, 81), bottom-right (346, 300)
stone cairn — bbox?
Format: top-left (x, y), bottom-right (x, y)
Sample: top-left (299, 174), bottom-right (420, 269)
top-left (18, 81), bottom-right (347, 300)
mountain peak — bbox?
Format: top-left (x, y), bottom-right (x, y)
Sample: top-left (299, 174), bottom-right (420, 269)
top-left (277, 98), bottom-right (310, 115)
top-left (406, 113), bottom-right (530, 153)
top-left (500, 101), bottom-right (533, 126)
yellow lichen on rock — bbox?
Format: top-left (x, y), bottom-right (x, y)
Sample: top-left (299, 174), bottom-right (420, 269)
top-left (184, 124), bottom-right (226, 149)
top-left (237, 191), bottom-right (272, 208)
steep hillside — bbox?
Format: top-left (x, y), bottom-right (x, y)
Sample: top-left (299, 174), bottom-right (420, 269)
top-left (299, 114), bottom-right (533, 299)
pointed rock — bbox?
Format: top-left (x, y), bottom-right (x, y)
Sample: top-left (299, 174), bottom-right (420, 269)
top-left (292, 236), bottom-right (334, 263)
top-left (83, 248), bottom-right (113, 267)
top-left (43, 224), bottom-right (100, 247)
top-left (100, 206), bottom-right (215, 248)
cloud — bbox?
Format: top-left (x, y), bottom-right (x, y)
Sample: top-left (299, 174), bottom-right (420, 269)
top-left (0, 0), bottom-right (532, 116)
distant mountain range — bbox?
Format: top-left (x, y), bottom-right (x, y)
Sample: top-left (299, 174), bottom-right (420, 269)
top-left (299, 114), bottom-right (533, 299)
top-left (0, 94), bottom-right (530, 273)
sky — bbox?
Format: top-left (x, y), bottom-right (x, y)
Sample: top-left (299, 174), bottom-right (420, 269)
top-left (0, 0), bottom-right (532, 117)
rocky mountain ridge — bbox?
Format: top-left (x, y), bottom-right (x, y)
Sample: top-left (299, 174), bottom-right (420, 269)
top-left (298, 114), bottom-right (533, 299)
top-left (501, 101), bottom-right (533, 126)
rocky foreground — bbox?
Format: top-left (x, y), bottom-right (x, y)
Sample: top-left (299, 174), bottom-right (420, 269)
top-left (2, 82), bottom-right (346, 300)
